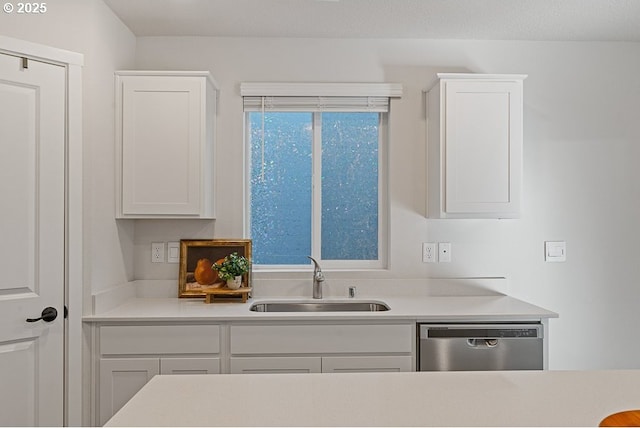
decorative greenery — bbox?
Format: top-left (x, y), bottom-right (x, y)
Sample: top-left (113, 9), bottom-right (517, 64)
top-left (213, 252), bottom-right (250, 281)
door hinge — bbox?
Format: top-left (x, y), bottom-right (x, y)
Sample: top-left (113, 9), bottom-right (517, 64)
top-left (64, 305), bottom-right (68, 319)
top-left (22, 57), bottom-right (29, 69)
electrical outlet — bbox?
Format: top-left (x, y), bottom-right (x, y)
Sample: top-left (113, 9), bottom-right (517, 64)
top-left (422, 242), bottom-right (437, 263)
top-left (151, 242), bottom-right (164, 263)
top-left (438, 242), bottom-right (452, 263)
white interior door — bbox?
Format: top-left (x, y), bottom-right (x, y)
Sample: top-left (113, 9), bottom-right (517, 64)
top-left (0, 52), bottom-right (66, 426)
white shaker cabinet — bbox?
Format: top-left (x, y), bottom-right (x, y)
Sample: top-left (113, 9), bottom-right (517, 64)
top-left (99, 357), bottom-right (220, 425)
top-left (98, 358), bottom-right (158, 426)
top-left (95, 324), bottom-right (221, 426)
top-left (229, 323), bottom-right (413, 374)
top-left (426, 73), bottom-right (526, 218)
top-left (115, 71), bottom-right (218, 218)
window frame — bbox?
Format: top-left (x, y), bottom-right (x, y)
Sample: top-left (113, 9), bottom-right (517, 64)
top-left (241, 82), bottom-right (401, 272)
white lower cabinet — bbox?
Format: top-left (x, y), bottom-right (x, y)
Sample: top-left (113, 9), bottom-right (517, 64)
top-left (94, 321), bottom-right (414, 424)
top-left (95, 324), bottom-right (221, 426)
top-left (229, 323), bottom-right (414, 375)
top-left (99, 357), bottom-right (220, 425)
top-left (98, 358), bottom-right (158, 426)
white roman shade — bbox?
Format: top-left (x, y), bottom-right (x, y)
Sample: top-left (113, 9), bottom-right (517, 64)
top-left (241, 82), bottom-right (403, 113)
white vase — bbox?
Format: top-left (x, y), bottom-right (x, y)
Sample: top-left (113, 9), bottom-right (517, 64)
top-left (226, 276), bottom-right (242, 289)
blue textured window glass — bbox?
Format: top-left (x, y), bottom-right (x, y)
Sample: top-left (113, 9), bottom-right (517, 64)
top-left (249, 111), bottom-right (380, 266)
top-left (249, 112), bottom-right (312, 265)
top-left (321, 113), bottom-right (379, 260)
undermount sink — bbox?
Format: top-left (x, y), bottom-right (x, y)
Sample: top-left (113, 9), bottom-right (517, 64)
top-left (249, 300), bottom-right (390, 312)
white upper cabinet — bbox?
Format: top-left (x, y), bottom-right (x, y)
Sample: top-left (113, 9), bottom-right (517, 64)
top-left (426, 73), bottom-right (526, 219)
top-left (115, 71), bottom-right (218, 219)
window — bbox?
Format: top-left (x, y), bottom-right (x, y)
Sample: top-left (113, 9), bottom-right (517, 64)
top-left (242, 83), bottom-right (400, 269)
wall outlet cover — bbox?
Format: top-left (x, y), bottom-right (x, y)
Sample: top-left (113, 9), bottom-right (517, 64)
top-left (422, 242), bottom-right (437, 263)
top-left (438, 242), bottom-right (452, 263)
top-left (151, 242), bottom-right (165, 263)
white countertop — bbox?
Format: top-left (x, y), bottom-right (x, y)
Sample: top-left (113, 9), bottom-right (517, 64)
top-left (83, 294), bottom-right (557, 322)
top-left (105, 370), bottom-right (640, 426)
top-left (84, 278), bottom-right (557, 322)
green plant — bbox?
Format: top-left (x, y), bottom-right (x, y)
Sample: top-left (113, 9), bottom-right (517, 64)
top-left (213, 252), bottom-right (250, 281)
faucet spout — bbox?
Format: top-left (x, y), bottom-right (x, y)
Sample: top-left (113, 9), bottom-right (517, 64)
top-left (307, 256), bottom-right (325, 299)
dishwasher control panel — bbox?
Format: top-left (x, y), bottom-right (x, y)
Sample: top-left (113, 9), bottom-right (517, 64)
top-left (425, 326), bottom-right (540, 338)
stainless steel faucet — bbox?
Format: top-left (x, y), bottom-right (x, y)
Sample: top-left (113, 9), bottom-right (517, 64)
top-left (307, 256), bottom-right (325, 299)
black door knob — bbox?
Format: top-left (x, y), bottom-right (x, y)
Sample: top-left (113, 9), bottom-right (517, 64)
top-left (26, 307), bottom-right (58, 323)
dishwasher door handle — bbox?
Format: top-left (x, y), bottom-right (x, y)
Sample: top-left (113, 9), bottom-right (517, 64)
top-left (466, 338), bottom-right (499, 348)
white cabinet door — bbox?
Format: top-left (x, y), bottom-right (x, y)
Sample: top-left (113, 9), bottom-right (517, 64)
top-left (99, 358), bottom-right (159, 426)
top-left (160, 358), bottom-right (221, 375)
top-left (427, 74), bottom-right (525, 219)
top-left (116, 71), bottom-right (217, 218)
top-left (230, 357), bottom-right (321, 374)
top-left (445, 80), bottom-right (522, 215)
top-left (322, 356), bottom-right (413, 373)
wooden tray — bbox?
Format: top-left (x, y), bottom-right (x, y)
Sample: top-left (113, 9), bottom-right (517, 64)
top-left (203, 287), bottom-right (251, 304)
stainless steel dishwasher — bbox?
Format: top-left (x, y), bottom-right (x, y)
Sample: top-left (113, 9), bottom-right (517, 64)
top-left (418, 323), bottom-right (543, 371)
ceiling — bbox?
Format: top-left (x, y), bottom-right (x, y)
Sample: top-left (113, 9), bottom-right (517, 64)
top-left (103, 0), bottom-right (640, 42)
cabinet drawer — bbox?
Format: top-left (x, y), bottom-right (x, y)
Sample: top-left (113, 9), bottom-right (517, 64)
top-left (230, 357), bottom-right (321, 374)
top-left (160, 357), bottom-right (220, 374)
top-left (231, 324), bottom-right (412, 354)
top-left (322, 355), bottom-right (412, 373)
top-left (100, 325), bottom-right (220, 355)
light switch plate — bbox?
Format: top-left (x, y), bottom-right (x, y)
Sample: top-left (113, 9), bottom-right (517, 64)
top-left (545, 241), bottom-right (566, 262)
top-left (167, 242), bottom-right (180, 263)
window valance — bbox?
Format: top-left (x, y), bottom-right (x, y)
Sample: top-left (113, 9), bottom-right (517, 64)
top-left (241, 82), bottom-right (402, 113)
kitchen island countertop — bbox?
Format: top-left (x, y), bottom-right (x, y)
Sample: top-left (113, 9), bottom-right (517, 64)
top-left (105, 369), bottom-right (640, 427)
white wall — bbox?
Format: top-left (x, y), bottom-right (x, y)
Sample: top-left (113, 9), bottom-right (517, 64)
top-left (133, 37), bottom-right (640, 370)
top-left (0, 0), bottom-right (137, 297)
